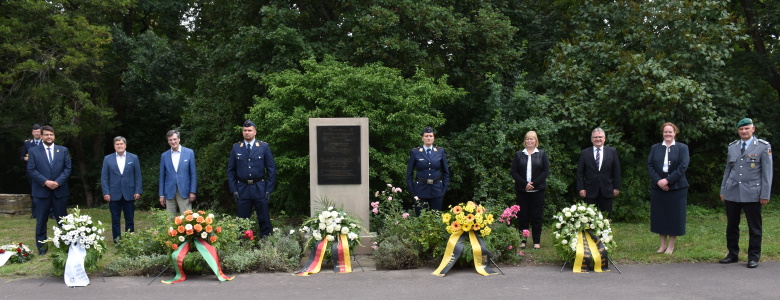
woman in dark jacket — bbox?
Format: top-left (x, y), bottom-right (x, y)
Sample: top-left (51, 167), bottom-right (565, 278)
top-left (406, 126), bottom-right (450, 215)
top-left (647, 122), bottom-right (689, 254)
top-left (510, 131), bottom-right (550, 249)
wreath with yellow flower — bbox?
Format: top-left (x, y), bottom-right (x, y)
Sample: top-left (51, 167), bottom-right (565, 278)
top-left (163, 210), bottom-right (223, 250)
top-left (441, 201), bottom-right (495, 236)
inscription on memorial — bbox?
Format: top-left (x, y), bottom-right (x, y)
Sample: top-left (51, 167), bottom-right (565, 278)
top-left (317, 126), bottom-right (361, 184)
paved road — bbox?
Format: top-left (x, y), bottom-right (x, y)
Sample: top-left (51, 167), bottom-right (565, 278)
top-left (2, 261), bottom-right (778, 299)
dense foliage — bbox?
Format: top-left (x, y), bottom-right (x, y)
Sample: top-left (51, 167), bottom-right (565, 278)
top-left (2, 0), bottom-right (778, 222)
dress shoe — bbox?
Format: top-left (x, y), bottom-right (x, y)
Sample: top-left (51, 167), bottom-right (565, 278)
top-left (719, 256), bottom-right (738, 264)
top-left (38, 250), bottom-right (47, 256)
top-left (747, 261), bottom-right (758, 268)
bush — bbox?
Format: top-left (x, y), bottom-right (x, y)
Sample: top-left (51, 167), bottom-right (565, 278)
top-left (374, 236), bottom-right (419, 270)
top-left (483, 223), bottom-right (524, 264)
top-left (103, 254), bottom-right (170, 277)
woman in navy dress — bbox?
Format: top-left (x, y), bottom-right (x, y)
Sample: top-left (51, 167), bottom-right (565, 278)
top-left (647, 122), bottom-right (689, 254)
top-left (406, 126), bottom-right (450, 215)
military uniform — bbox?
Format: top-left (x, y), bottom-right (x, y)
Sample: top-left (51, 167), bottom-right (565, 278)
top-left (720, 122), bottom-right (773, 266)
top-left (406, 146), bottom-right (450, 213)
top-left (227, 139), bottom-right (277, 237)
top-left (21, 136), bottom-right (44, 218)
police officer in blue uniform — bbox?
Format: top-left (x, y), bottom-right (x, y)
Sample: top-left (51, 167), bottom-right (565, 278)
top-left (228, 120), bottom-right (277, 238)
top-left (20, 124), bottom-right (44, 218)
top-left (719, 118), bottom-right (773, 268)
top-left (406, 126), bottom-right (450, 215)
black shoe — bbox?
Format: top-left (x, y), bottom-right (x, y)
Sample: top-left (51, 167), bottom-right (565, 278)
top-left (747, 261), bottom-right (758, 268)
top-left (38, 250), bottom-right (47, 256)
top-left (719, 256), bottom-right (738, 264)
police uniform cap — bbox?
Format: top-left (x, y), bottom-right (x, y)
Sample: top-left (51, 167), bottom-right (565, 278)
top-left (422, 126), bottom-right (434, 135)
top-left (32, 124), bottom-right (41, 130)
top-left (737, 118), bottom-right (753, 128)
top-left (243, 120), bottom-right (256, 127)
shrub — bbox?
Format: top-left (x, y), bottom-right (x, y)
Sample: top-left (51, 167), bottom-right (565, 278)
top-left (374, 236), bottom-right (419, 270)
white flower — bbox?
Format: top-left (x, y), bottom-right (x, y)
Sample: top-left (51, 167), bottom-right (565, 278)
top-left (387, 183), bottom-right (392, 187)
top-left (289, 229), bottom-right (295, 235)
top-left (555, 223), bottom-right (562, 229)
top-left (347, 232), bottom-right (358, 240)
top-left (350, 223), bottom-right (357, 228)
top-left (185, 224), bottom-right (193, 230)
top-left (273, 227), bottom-right (280, 232)
top-left (561, 240), bottom-right (568, 245)
top-left (564, 212), bottom-right (572, 218)
top-left (326, 225), bottom-right (335, 233)
top-left (326, 235), bottom-right (335, 242)
top-left (192, 213), bottom-right (200, 218)
top-left (570, 205), bottom-right (577, 211)
top-left (314, 234), bottom-right (323, 241)
top-left (328, 206), bottom-right (334, 211)
top-left (341, 227), bottom-right (349, 234)
top-left (179, 236), bottom-right (185, 242)
top-left (331, 211), bottom-right (339, 218)
top-left (201, 232), bottom-right (208, 239)
top-left (208, 213), bottom-right (215, 218)
top-left (334, 225), bottom-right (342, 232)
top-left (581, 217), bottom-right (589, 223)
top-left (319, 223), bottom-right (326, 230)
top-left (577, 206), bottom-right (586, 212)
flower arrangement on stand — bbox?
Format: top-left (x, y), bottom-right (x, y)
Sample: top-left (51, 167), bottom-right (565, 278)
top-left (0, 242), bottom-right (34, 265)
top-left (552, 203), bottom-right (615, 272)
top-left (161, 210), bottom-right (233, 284)
top-left (295, 201), bottom-right (363, 276)
top-left (432, 201), bottom-right (498, 276)
top-left (42, 207), bottom-right (106, 275)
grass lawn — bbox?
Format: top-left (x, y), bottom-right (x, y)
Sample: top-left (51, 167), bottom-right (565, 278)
top-left (1, 202), bottom-right (778, 279)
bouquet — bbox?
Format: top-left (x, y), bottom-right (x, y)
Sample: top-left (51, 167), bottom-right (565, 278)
top-left (552, 203), bottom-right (616, 262)
top-left (42, 207), bottom-right (107, 274)
top-left (0, 242), bottom-right (34, 264)
top-left (441, 201), bottom-right (495, 236)
top-left (300, 205), bottom-right (363, 249)
top-left (164, 210), bottom-right (223, 250)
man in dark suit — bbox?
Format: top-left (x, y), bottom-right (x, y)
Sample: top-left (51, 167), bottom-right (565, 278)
top-left (21, 124), bottom-right (43, 218)
top-left (26, 125), bottom-right (71, 255)
top-left (576, 127), bottom-right (621, 218)
top-left (101, 136), bottom-right (142, 243)
top-left (159, 130), bottom-right (197, 215)
top-left (228, 120), bottom-right (277, 238)
top-left (719, 118), bottom-right (773, 268)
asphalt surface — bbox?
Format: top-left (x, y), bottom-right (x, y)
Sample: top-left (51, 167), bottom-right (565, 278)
top-left (2, 260), bottom-right (778, 299)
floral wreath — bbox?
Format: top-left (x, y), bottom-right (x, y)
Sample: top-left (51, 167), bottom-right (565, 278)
top-left (164, 210), bottom-right (222, 250)
top-left (441, 201), bottom-right (495, 236)
top-left (552, 203), bottom-right (616, 262)
top-left (0, 242), bottom-right (34, 264)
top-left (41, 207), bottom-right (107, 274)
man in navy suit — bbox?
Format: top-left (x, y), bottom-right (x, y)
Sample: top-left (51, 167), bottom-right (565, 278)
top-left (228, 121), bottom-right (277, 238)
top-left (159, 130), bottom-right (197, 215)
top-left (21, 124), bottom-right (43, 218)
top-left (101, 136), bottom-right (142, 243)
top-left (26, 125), bottom-right (71, 254)
top-left (576, 127), bottom-right (621, 218)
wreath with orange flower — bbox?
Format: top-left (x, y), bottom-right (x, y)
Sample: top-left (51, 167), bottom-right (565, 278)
top-left (441, 201), bottom-right (495, 236)
top-left (163, 210), bottom-right (224, 250)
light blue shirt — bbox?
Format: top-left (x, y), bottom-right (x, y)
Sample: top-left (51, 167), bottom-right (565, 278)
top-left (740, 136), bottom-right (755, 153)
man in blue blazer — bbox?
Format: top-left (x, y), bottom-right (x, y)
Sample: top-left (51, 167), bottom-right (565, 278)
top-left (101, 136), bottom-right (142, 243)
top-left (26, 125), bottom-right (71, 255)
top-left (576, 127), bottom-right (621, 218)
top-left (159, 130), bottom-right (197, 215)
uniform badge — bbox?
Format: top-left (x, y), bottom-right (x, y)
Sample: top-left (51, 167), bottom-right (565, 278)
top-left (418, 148), bottom-right (423, 152)
top-left (56, 149), bottom-right (60, 152)
top-left (751, 163), bottom-right (756, 168)
top-left (239, 143), bottom-right (243, 147)
top-left (255, 142), bottom-right (259, 147)
top-left (433, 148), bottom-right (438, 152)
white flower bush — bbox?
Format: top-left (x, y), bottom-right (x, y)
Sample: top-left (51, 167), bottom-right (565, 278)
top-left (48, 209), bottom-right (106, 252)
top-left (552, 203), bottom-right (615, 261)
top-left (299, 203), bottom-right (365, 255)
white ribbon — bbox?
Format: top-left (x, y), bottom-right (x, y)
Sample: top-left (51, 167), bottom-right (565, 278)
top-left (0, 251), bottom-right (13, 267)
top-left (64, 242), bottom-right (90, 287)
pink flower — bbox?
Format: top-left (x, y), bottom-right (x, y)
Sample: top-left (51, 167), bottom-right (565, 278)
top-left (402, 213), bottom-right (410, 219)
top-left (387, 196), bottom-right (393, 201)
top-left (387, 183), bottom-right (392, 187)
top-left (371, 201), bottom-right (379, 208)
top-left (372, 208), bottom-right (379, 214)
top-left (508, 245), bottom-right (513, 250)
top-left (518, 250), bottom-right (524, 256)
top-left (522, 229), bottom-right (530, 238)
top-left (499, 205), bottom-right (521, 224)
top-left (375, 191), bottom-right (379, 197)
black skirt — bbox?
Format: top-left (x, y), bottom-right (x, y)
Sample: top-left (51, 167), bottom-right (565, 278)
top-left (650, 188), bottom-right (687, 236)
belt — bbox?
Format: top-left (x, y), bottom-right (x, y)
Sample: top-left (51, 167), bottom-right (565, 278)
top-left (417, 177), bottom-right (442, 185)
top-left (238, 179), bottom-right (264, 185)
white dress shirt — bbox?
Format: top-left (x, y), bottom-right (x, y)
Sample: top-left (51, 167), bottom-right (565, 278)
top-left (522, 148), bottom-right (540, 192)
top-left (662, 140), bottom-right (675, 173)
top-left (171, 147), bottom-right (181, 172)
top-left (116, 152), bottom-right (126, 175)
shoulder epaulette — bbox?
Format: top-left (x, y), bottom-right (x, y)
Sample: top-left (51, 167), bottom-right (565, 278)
top-left (728, 140), bottom-right (739, 146)
top-left (757, 138), bottom-right (770, 145)
top-left (415, 147), bottom-right (423, 152)
top-left (260, 141), bottom-right (268, 145)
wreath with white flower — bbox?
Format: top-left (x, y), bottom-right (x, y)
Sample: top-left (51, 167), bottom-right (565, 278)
top-left (551, 203), bottom-right (616, 262)
top-left (41, 207), bottom-right (107, 275)
top-left (299, 201), bottom-right (363, 253)
top-left (0, 242), bottom-right (34, 264)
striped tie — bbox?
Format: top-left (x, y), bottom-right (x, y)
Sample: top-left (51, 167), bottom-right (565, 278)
top-left (595, 148), bottom-right (601, 169)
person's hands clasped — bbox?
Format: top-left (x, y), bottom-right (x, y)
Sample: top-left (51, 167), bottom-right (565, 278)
top-left (525, 182), bottom-right (535, 191)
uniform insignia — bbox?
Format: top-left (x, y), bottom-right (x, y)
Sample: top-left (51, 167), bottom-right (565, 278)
top-left (433, 148), bottom-right (438, 152)
top-left (757, 138), bottom-right (769, 145)
top-left (56, 149), bottom-right (60, 152)
top-left (769, 148), bottom-right (772, 155)
top-left (748, 154), bottom-right (757, 157)
top-left (728, 140), bottom-right (739, 146)
top-left (751, 163), bottom-right (756, 168)
top-left (255, 142), bottom-right (259, 147)
top-left (239, 143), bottom-right (243, 147)
top-left (418, 148), bottom-right (423, 152)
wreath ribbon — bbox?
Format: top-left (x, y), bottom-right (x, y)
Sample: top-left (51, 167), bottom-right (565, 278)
top-left (162, 238), bottom-right (234, 284)
top-left (294, 234), bottom-right (351, 276)
top-left (432, 230), bottom-right (497, 276)
top-left (572, 230), bottom-right (609, 273)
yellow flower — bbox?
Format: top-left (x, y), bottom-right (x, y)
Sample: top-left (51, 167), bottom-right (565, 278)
top-left (480, 226), bottom-right (492, 236)
top-left (442, 213), bottom-right (451, 224)
top-left (455, 214), bottom-right (466, 223)
top-left (485, 214), bottom-right (494, 224)
top-left (462, 223), bottom-right (473, 232)
top-left (464, 202), bottom-right (476, 213)
top-left (476, 206), bottom-right (485, 214)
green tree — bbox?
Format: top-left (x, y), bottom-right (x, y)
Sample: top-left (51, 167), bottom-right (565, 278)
top-left (244, 56), bottom-right (464, 214)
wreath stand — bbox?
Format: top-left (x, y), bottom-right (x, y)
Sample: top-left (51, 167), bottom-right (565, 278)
top-left (559, 257), bottom-right (622, 274)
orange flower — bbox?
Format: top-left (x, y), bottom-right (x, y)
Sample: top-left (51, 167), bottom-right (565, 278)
top-left (466, 214), bottom-right (475, 222)
top-left (194, 224), bottom-right (203, 232)
top-left (216, 226), bottom-right (222, 234)
top-left (177, 225), bottom-right (185, 233)
top-left (197, 210), bottom-right (206, 215)
top-left (196, 216), bottom-right (205, 223)
top-left (209, 235), bottom-right (218, 243)
top-left (168, 228), bottom-right (177, 237)
top-left (452, 206), bottom-right (463, 215)
top-left (451, 221), bottom-right (461, 231)
top-left (174, 217), bottom-right (182, 225)
top-left (472, 224), bottom-right (481, 231)
top-left (184, 210), bottom-right (193, 215)
top-left (476, 207), bottom-right (485, 214)
top-left (205, 225), bottom-right (213, 233)
top-left (185, 215), bottom-right (194, 222)
top-left (165, 241), bottom-right (172, 247)
top-left (186, 229), bottom-right (194, 235)
top-left (172, 244), bottom-right (179, 250)
top-left (205, 217), bottom-right (213, 225)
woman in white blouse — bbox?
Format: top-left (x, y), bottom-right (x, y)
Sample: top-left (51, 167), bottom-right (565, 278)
top-left (510, 131), bottom-right (550, 249)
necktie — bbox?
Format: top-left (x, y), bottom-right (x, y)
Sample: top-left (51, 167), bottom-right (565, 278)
top-left (741, 142), bottom-right (746, 155)
top-left (426, 148), bottom-right (432, 157)
top-left (246, 142), bottom-right (251, 151)
top-left (595, 148), bottom-right (601, 169)
top-left (47, 147), bottom-right (53, 166)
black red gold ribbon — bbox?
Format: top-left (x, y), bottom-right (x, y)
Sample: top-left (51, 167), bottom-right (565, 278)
top-left (295, 234), bottom-right (352, 276)
top-left (572, 230), bottom-right (609, 273)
